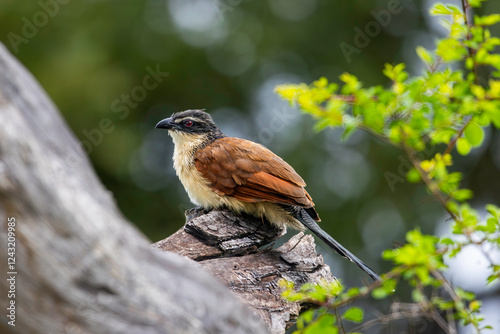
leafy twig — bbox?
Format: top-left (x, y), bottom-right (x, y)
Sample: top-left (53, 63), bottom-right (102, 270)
top-left (461, 0), bottom-right (479, 83)
top-left (401, 141), bottom-right (459, 222)
top-left (443, 117), bottom-right (472, 156)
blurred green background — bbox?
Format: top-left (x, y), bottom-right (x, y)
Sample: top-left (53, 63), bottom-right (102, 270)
top-left (1, 0), bottom-right (500, 331)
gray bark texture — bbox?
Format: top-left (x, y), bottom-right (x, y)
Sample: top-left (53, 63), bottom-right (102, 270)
top-left (0, 43), bottom-right (267, 334)
top-left (0, 42), bottom-right (335, 334)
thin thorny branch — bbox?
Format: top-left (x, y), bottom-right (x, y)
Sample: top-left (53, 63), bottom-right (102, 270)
top-left (431, 269), bottom-right (482, 333)
top-left (403, 138), bottom-right (498, 268)
top-left (443, 116), bottom-right (472, 156)
top-left (401, 141), bottom-right (459, 220)
top-left (351, 302), bottom-right (451, 333)
top-left (416, 280), bottom-right (454, 334)
top-left (461, 0), bottom-right (480, 83)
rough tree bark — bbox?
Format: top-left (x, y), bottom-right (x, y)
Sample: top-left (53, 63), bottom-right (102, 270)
top-left (0, 43), bottom-right (265, 334)
top-left (154, 208), bottom-right (335, 333)
top-left (0, 42), bottom-right (335, 334)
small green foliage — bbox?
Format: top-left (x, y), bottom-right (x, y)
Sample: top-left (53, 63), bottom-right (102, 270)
top-left (488, 265), bottom-right (500, 284)
top-left (412, 288), bottom-right (424, 303)
top-left (280, 279), bottom-right (343, 304)
top-left (406, 167), bottom-right (421, 183)
top-left (430, 3), bottom-right (460, 16)
top-left (298, 313), bottom-right (338, 334)
top-left (470, 0), bottom-right (487, 8)
top-left (293, 308), bottom-right (339, 334)
top-left (416, 46), bottom-right (434, 66)
top-left (464, 122), bottom-right (485, 147)
top-left (475, 14), bottom-right (500, 26)
top-left (371, 278), bottom-right (396, 299)
top-left (276, 1), bottom-right (500, 333)
top-left (456, 287), bottom-right (476, 301)
top-left (342, 307), bottom-right (364, 323)
top-left (457, 137), bottom-right (472, 155)
top-left (383, 230), bottom-right (445, 286)
top-left (437, 38), bottom-right (468, 61)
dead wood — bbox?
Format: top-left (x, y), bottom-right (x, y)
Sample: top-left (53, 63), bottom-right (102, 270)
top-left (153, 208), bottom-right (336, 334)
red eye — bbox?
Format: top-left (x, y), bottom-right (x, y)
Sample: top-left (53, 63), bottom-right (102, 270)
top-left (184, 120), bottom-right (193, 127)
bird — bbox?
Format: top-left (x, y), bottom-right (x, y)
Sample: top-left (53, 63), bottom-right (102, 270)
top-left (156, 109), bottom-right (381, 282)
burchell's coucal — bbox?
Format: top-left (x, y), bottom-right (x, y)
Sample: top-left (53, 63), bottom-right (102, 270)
top-left (156, 109), bottom-right (380, 281)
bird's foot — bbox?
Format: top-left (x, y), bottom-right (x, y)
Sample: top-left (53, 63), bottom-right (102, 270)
top-left (185, 206), bottom-right (212, 220)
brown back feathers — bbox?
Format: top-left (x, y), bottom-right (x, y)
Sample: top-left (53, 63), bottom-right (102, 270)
top-left (194, 137), bottom-right (320, 221)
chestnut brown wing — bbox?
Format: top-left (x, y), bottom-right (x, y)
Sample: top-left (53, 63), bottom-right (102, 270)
top-left (194, 137), bottom-right (318, 212)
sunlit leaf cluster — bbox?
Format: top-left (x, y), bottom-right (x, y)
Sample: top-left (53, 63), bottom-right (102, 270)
top-left (276, 1), bottom-right (500, 333)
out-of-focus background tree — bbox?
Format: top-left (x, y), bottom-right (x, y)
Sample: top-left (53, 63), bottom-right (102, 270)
top-left (1, 0), bottom-right (499, 331)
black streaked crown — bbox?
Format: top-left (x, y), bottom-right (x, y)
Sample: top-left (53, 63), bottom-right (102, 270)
top-left (170, 109), bottom-right (224, 137)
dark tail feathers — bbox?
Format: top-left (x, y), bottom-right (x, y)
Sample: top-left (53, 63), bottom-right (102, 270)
top-left (296, 208), bottom-right (381, 282)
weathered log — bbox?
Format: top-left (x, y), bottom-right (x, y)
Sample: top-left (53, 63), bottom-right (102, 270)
top-left (154, 208), bottom-right (336, 334)
top-left (0, 43), bottom-right (268, 334)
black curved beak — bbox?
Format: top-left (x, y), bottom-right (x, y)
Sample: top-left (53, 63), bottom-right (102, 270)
top-left (155, 118), bottom-right (175, 130)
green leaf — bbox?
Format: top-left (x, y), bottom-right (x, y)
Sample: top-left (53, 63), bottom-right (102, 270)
top-left (456, 287), bottom-right (475, 301)
top-left (475, 14), bottom-right (500, 26)
top-left (487, 274), bottom-right (499, 285)
top-left (406, 168), bottom-right (421, 183)
top-left (430, 4), bottom-right (453, 15)
top-left (486, 217), bottom-right (498, 232)
top-left (415, 266), bottom-right (432, 284)
top-left (343, 307), bottom-right (364, 323)
top-left (301, 309), bottom-right (315, 323)
top-left (437, 39), bottom-right (467, 62)
top-left (440, 237), bottom-right (454, 245)
top-left (449, 246), bottom-right (462, 258)
top-left (303, 314), bottom-right (338, 334)
top-left (453, 189), bottom-right (474, 202)
top-left (488, 108), bottom-right (500, 128)
top-left (416, 46), bottom-right (433, 65)
top-left (345, 287), bottom-right (361, 298)
top-left (341, 122), bottom-right (358, 141)
top-left (469, 0), bottom-right (487, 8)
top-left (447, 201), bottom-right (459, 215)
top-left (412, 289), bottom-right (424, 302)
top-left (464, 122), bottom-right (484, 147)
top-left (314, 118), bottom-right (333, 132)
top-left (371, 279), bottom-right (396, 299)
top-left (457, 137), bottom-right (471, 155)
top-left (471, 85), bottom-right (486, 99)
top-left (371, 287), bottom-right (389, 299)
top-left (469, 300), bottom-right (482, 312)
top-left (486, 204), bottom-right (499, 217)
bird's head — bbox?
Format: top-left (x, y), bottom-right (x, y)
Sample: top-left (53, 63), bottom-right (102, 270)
top-left (155, 109), bottom-right (224, 145)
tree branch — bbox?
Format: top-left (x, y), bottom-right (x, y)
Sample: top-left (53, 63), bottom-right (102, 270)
top-left (153, 208), bottom-right (336, 333)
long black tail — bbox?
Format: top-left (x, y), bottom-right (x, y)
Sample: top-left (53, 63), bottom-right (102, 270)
top-left (296, 208), bottom-right (381, 282)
